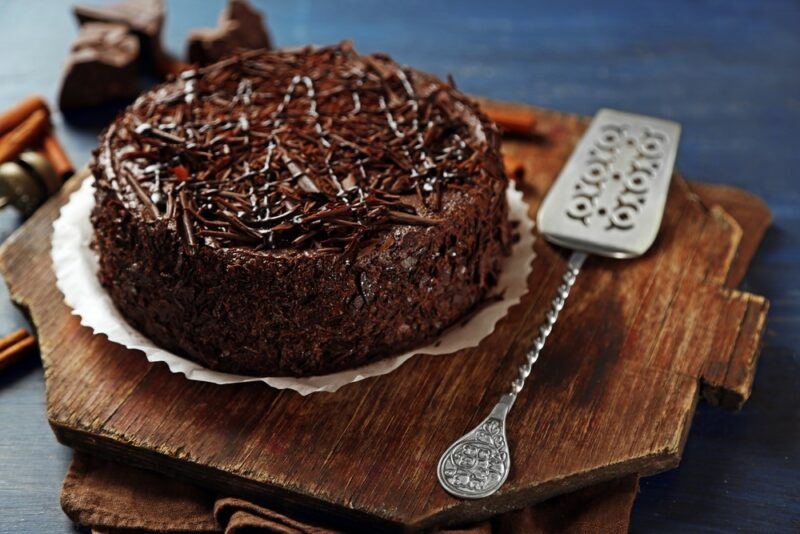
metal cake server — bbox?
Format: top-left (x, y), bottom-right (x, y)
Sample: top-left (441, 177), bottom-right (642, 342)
top-left (437, 109), bottom-right (681, 499)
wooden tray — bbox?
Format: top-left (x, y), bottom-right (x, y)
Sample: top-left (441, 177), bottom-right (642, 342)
top-left (0, 103), bottom-right (770, 532)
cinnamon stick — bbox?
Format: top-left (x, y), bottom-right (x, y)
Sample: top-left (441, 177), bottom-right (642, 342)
top-left (0, 328), bottom-right (37, 372)
top-left (42, 133), bottom-right (75, 180)
top-left (0, 328), bottom-right (29, 351)
top-left (482, 103), bottom-right (537, 137)
top-left (503, 152), bottom-right (526, 180)
top-left (0, 109), bottom-right (50, 164)
top-left (0, 95), bottom-right (49, 137)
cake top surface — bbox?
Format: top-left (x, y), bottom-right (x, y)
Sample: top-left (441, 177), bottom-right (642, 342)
top-left (97, 42), bottom-right (503, 253)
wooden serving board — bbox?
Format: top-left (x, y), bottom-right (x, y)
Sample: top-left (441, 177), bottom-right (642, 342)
top-left (0, 103), bottom-right (770, 532)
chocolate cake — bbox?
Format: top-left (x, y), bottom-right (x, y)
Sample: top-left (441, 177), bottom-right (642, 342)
top-left (91, 43), bottom-right (511, 377)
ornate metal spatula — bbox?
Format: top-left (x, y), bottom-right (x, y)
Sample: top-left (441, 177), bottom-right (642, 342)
top-left (437, 109), bottom-right (681, 499)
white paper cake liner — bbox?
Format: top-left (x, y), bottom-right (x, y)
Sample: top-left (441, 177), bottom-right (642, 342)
top-left (52, 176), bottom-right (536, 395)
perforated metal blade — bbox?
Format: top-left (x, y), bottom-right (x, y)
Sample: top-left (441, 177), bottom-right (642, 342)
top-left (537, 109), bottom-right (681, 258)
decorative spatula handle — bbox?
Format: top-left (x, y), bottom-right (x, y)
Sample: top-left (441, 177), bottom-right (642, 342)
top-left (437, 251), bottom-right (587, 499)
top-left (507, 251), bottom-right (587, 400)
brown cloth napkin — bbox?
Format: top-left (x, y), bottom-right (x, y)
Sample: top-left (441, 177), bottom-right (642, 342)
top-left (61, 453), bottom-right (639, 533)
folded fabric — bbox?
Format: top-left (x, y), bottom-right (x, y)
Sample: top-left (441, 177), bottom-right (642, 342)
top-left (61, 452), bottom-right (639, 533)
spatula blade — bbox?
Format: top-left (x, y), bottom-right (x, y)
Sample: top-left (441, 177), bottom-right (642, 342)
top-left (537, 109), bottom-right (681, 258)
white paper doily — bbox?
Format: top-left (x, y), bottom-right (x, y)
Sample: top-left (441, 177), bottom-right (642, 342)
top-left (52, 177), bottom-right (535, 395)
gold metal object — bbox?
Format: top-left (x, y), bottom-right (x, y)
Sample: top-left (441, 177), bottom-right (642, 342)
top-left (0, 151), bottom-right (57, 216)
top-left (18, 151), bottom-right (60, 195)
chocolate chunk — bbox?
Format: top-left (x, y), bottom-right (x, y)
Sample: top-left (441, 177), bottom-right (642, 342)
top-left (221, 0), bottom-right (273, 50)
top-left (58, 23), bottom-right (140, 110)
top-left (186, 0), bottom-right (272, 65)
top-left (73, 0), bottom-right (164, 68)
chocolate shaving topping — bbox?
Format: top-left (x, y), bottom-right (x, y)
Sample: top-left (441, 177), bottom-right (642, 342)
top-left (100, 42), bottom-right (502, 252)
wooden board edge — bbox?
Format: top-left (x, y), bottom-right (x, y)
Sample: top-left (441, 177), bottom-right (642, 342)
top-left (689, 181), bottom-right (772, 289)
top-left (52, 423), bottom-right (406, 533)
top-left (700, 291), bottom-right (769, 410)
top-left (419, 448), bottom-right (683, 530)
top-left (686, 186), bottom-right (771, 410)
top-left (51, 393), bottom-right (691, 534)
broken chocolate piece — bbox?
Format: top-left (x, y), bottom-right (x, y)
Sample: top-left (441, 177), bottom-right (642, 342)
top-left (221, 0), bottom-right (273, 50)
top-left (58, 23), bottom-right (140, 110)
top-left (186, 0), bottom-right (272, 65)
top-left (73, 0), bottom-right (164, 68)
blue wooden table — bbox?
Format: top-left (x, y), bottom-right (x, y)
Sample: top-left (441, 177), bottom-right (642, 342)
top-left (0, 1), bottom-right (797, 532)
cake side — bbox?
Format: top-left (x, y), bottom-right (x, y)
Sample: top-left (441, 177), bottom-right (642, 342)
top-left (91, 43), bottom-right (511, 376)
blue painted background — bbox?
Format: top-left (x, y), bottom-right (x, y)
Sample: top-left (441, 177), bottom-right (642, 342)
top-left (0, 1), bottom-right (797, 532)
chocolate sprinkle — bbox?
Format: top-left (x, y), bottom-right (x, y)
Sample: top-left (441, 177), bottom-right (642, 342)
top-left (98, 42), bottom-right (502, 253)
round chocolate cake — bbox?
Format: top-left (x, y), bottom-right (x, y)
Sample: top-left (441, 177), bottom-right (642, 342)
top-left (91, 42), bottom-right (511, 377)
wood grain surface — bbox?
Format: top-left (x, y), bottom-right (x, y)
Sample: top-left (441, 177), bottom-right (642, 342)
top-left (0, 102), bottom-right (770, 532)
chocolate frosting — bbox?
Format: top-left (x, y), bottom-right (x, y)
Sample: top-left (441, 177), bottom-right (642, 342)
top-left (92, 43), bottom-right (511, 376)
